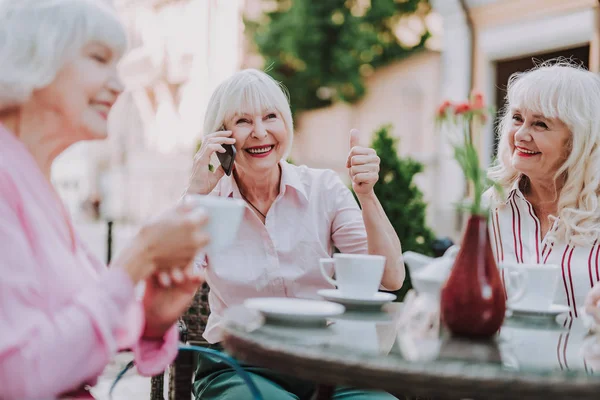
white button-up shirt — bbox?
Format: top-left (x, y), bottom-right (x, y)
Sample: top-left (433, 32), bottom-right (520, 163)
top-left (202, 161), bottom-right (369, 343)
top-left (489, 184), bottom-right (600, 374)
top-left (490, 186), bottom-right (599, 318)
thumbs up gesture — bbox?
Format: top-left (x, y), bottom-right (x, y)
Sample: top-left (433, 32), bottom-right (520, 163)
top-left (346, 128), bottom-right (380, 196)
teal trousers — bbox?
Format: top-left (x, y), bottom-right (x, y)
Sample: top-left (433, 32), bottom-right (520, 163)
top-left (192, 346), bottom-right (397, 400)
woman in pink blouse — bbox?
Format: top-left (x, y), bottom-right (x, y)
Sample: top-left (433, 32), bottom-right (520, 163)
top-left (185, 69), bottom-right (403, 399)
top-left (488, 61), bottom-right (600, 335)
top-left (0, 1), bottom-right (210, 398)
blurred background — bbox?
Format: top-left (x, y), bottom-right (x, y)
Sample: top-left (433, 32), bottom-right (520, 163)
top-left (53, 0), bottom-right (597, 265)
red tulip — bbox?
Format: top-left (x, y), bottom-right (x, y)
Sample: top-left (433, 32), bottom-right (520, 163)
top-left (437, 100), bottom-right (452, 118)
top-left (454, 102), bottom-right (471, 114)
top-left (470, 91), bottom-right (485, 110)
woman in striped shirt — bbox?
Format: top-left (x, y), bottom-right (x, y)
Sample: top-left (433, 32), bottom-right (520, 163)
top-left (487, 61), bottom-right (600, 325)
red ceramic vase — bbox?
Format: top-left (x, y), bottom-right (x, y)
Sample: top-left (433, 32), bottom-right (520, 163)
top-left (440, 215), bottom-right (506, 338)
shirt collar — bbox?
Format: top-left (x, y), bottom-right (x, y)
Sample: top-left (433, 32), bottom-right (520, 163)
top-left (0, 123), bottom-right (25, 153)
top-left (506, 176), bottom-right (526, 203)
top-left (0, 123), bottom-right (47, 184)
top-left (279, 160), bottom-right (308, 201)
top-left (219, 160), bottom-right (308, 202)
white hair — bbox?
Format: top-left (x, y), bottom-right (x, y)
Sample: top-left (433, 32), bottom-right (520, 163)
top-left (489, 60), bottom-right (600, 246)
top-left (203, 69), bottom-right (294, 158)
top-left (0, 0), bottom-right (127, 110)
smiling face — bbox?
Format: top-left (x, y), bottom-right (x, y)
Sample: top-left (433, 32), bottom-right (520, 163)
top-left (225, 108), bottom-right (289, 175)
top-left (30, 42), bottom-right (123, 141)
top-left (205, 69), bottom-right (295, 178)
top-left (506, 108), bottom-right (571, 182)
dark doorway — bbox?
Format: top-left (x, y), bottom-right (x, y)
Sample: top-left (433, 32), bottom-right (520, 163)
top-left (492, 45), bottom-right (590, 155)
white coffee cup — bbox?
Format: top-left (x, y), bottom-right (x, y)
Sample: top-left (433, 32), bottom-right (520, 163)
top-left (319, 253), bottom-right (386, 298)
top-left (499, 263), bottom-right (560, 311)
top-left (184, 194), bottom-right (246, 255)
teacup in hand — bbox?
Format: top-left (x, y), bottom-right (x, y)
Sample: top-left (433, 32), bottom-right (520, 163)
top-left (184, 194), bottom-right (246, 256)
top-left (499, 263), bottom-right (560, 311)
top-left (319, 253), bottom-right (386, 299)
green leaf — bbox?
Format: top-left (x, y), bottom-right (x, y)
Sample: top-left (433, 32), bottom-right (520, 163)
top-left (440, 114), bottom-right (493, 216)
top-left (246, 0), bottom-right (432, 116)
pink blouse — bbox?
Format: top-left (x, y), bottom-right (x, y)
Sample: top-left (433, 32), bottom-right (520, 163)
top-left (0, 125), bottom-right (178, 399)
top-left (202, 161), bottom-right (369, 343)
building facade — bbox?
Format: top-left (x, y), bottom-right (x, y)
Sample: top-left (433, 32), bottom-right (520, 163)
top-left (430, 0), bottom-right (600, 238)
top-left (52, 0), bottom-right (599, 245)
top-left (52, 0), bottom-right (244, 224)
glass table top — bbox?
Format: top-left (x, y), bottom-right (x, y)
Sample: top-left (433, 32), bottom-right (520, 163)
top-left (223, 302), bottom-right (600, 378)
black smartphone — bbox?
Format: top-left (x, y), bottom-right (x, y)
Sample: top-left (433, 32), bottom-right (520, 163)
top-left (216, 126), bottom-right (236, 176)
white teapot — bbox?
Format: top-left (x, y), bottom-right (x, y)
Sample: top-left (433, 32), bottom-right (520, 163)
top-left (402, 246), bottom-right (459, 300)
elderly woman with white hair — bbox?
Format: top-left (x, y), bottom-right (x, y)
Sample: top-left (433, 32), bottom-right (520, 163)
top-left (185, 69), bottom-right (403, 399)
top-left (0, 1), bottom-right (210, 399)
top-left (488, 61), bottom-right (600, 331)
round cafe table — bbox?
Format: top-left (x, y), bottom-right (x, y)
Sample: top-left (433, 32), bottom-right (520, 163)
top-left (221, 302), bottom-right (600, 400)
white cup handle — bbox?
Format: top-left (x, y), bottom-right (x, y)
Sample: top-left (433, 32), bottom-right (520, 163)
top-left (319, 258), bottom-right (337, 287)
top-left (499, 265), bottom-right (528, 305)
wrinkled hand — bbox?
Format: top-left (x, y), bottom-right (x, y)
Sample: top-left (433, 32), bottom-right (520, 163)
top-left (346, 129), bottom-right (380, 196)
top-left (187, 129), bottom-right (236, 195)
top-left (142, 264), bottom-right (205, 339)
top-left (114, 203), bottom-right (210, 284)
top-left (141, 203), bottom-right (210, 272)
top-left (585, 282), bottom-right (600, 325)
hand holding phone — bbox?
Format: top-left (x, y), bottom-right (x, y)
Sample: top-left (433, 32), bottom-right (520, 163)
top-left (187, 127), bottom-right (236, 195)
top-left (217, 142), bottom-right (236, 176)
top-left (215, 125), bottom-right (236, 176)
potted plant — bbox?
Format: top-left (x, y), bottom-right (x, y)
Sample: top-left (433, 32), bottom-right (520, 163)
top-left (435, 92), bottom-right (505, 338)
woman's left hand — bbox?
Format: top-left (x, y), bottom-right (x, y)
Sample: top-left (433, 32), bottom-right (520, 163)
top-left (142, 265), bottom-right (205, 339)
top-left (346, 129), bottom-right (380, 196)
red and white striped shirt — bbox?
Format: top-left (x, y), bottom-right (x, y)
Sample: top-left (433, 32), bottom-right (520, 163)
top-left (489, 186), bottom-right (600, 319)
top-left (489, 184), bottom-right (599, 374)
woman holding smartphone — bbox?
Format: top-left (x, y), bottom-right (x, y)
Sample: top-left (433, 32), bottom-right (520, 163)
top-left (185, 69), bottom-right (404, 400)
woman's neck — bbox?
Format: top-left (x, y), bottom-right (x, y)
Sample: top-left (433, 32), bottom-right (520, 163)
top-left (523, 176), bottom-right (562, 216)
top-left (0, 108), bottom-right (71, 181)
top-left (234, 164), bottom-right (281, 204)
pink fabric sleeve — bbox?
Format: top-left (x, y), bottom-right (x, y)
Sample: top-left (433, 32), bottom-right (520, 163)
top-left (326, 170), bottom-right (369, 254)
top-left (132, 325), bottom-right (179, 376)
top-left (0, 235), bottom-right (135, 399)
top-left (0, 173), bottom-right (173, 399)
top-left (80, 237), bottom-right (179, 377)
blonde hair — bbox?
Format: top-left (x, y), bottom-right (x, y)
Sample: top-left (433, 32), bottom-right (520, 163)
top-left (203, 69), bottom-right (294, 158)
top-left (488, 60), bottom-right (600, 246)
top-left (0, 0), bottom-right (127, 110)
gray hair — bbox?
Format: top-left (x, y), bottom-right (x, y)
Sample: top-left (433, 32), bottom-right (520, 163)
top-left (0, 0), bottom-right (127, 110)
top-left (489, 59), bottom-right (600, 246)
top-left (203, 69), bottom-right (294, 158)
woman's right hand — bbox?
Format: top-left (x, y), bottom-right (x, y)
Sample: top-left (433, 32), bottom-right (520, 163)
top-left (186, 129), bottom-right (236, 195)
top-left (113, 203), bottom-right (210, 284)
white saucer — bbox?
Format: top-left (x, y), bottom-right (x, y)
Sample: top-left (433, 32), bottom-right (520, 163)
top-left (317, 289), bottom-right (396, 308)
top-left (243, 297), bottom-right (345, 325)
top-left (508, 304), bottom-right (570, 318)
